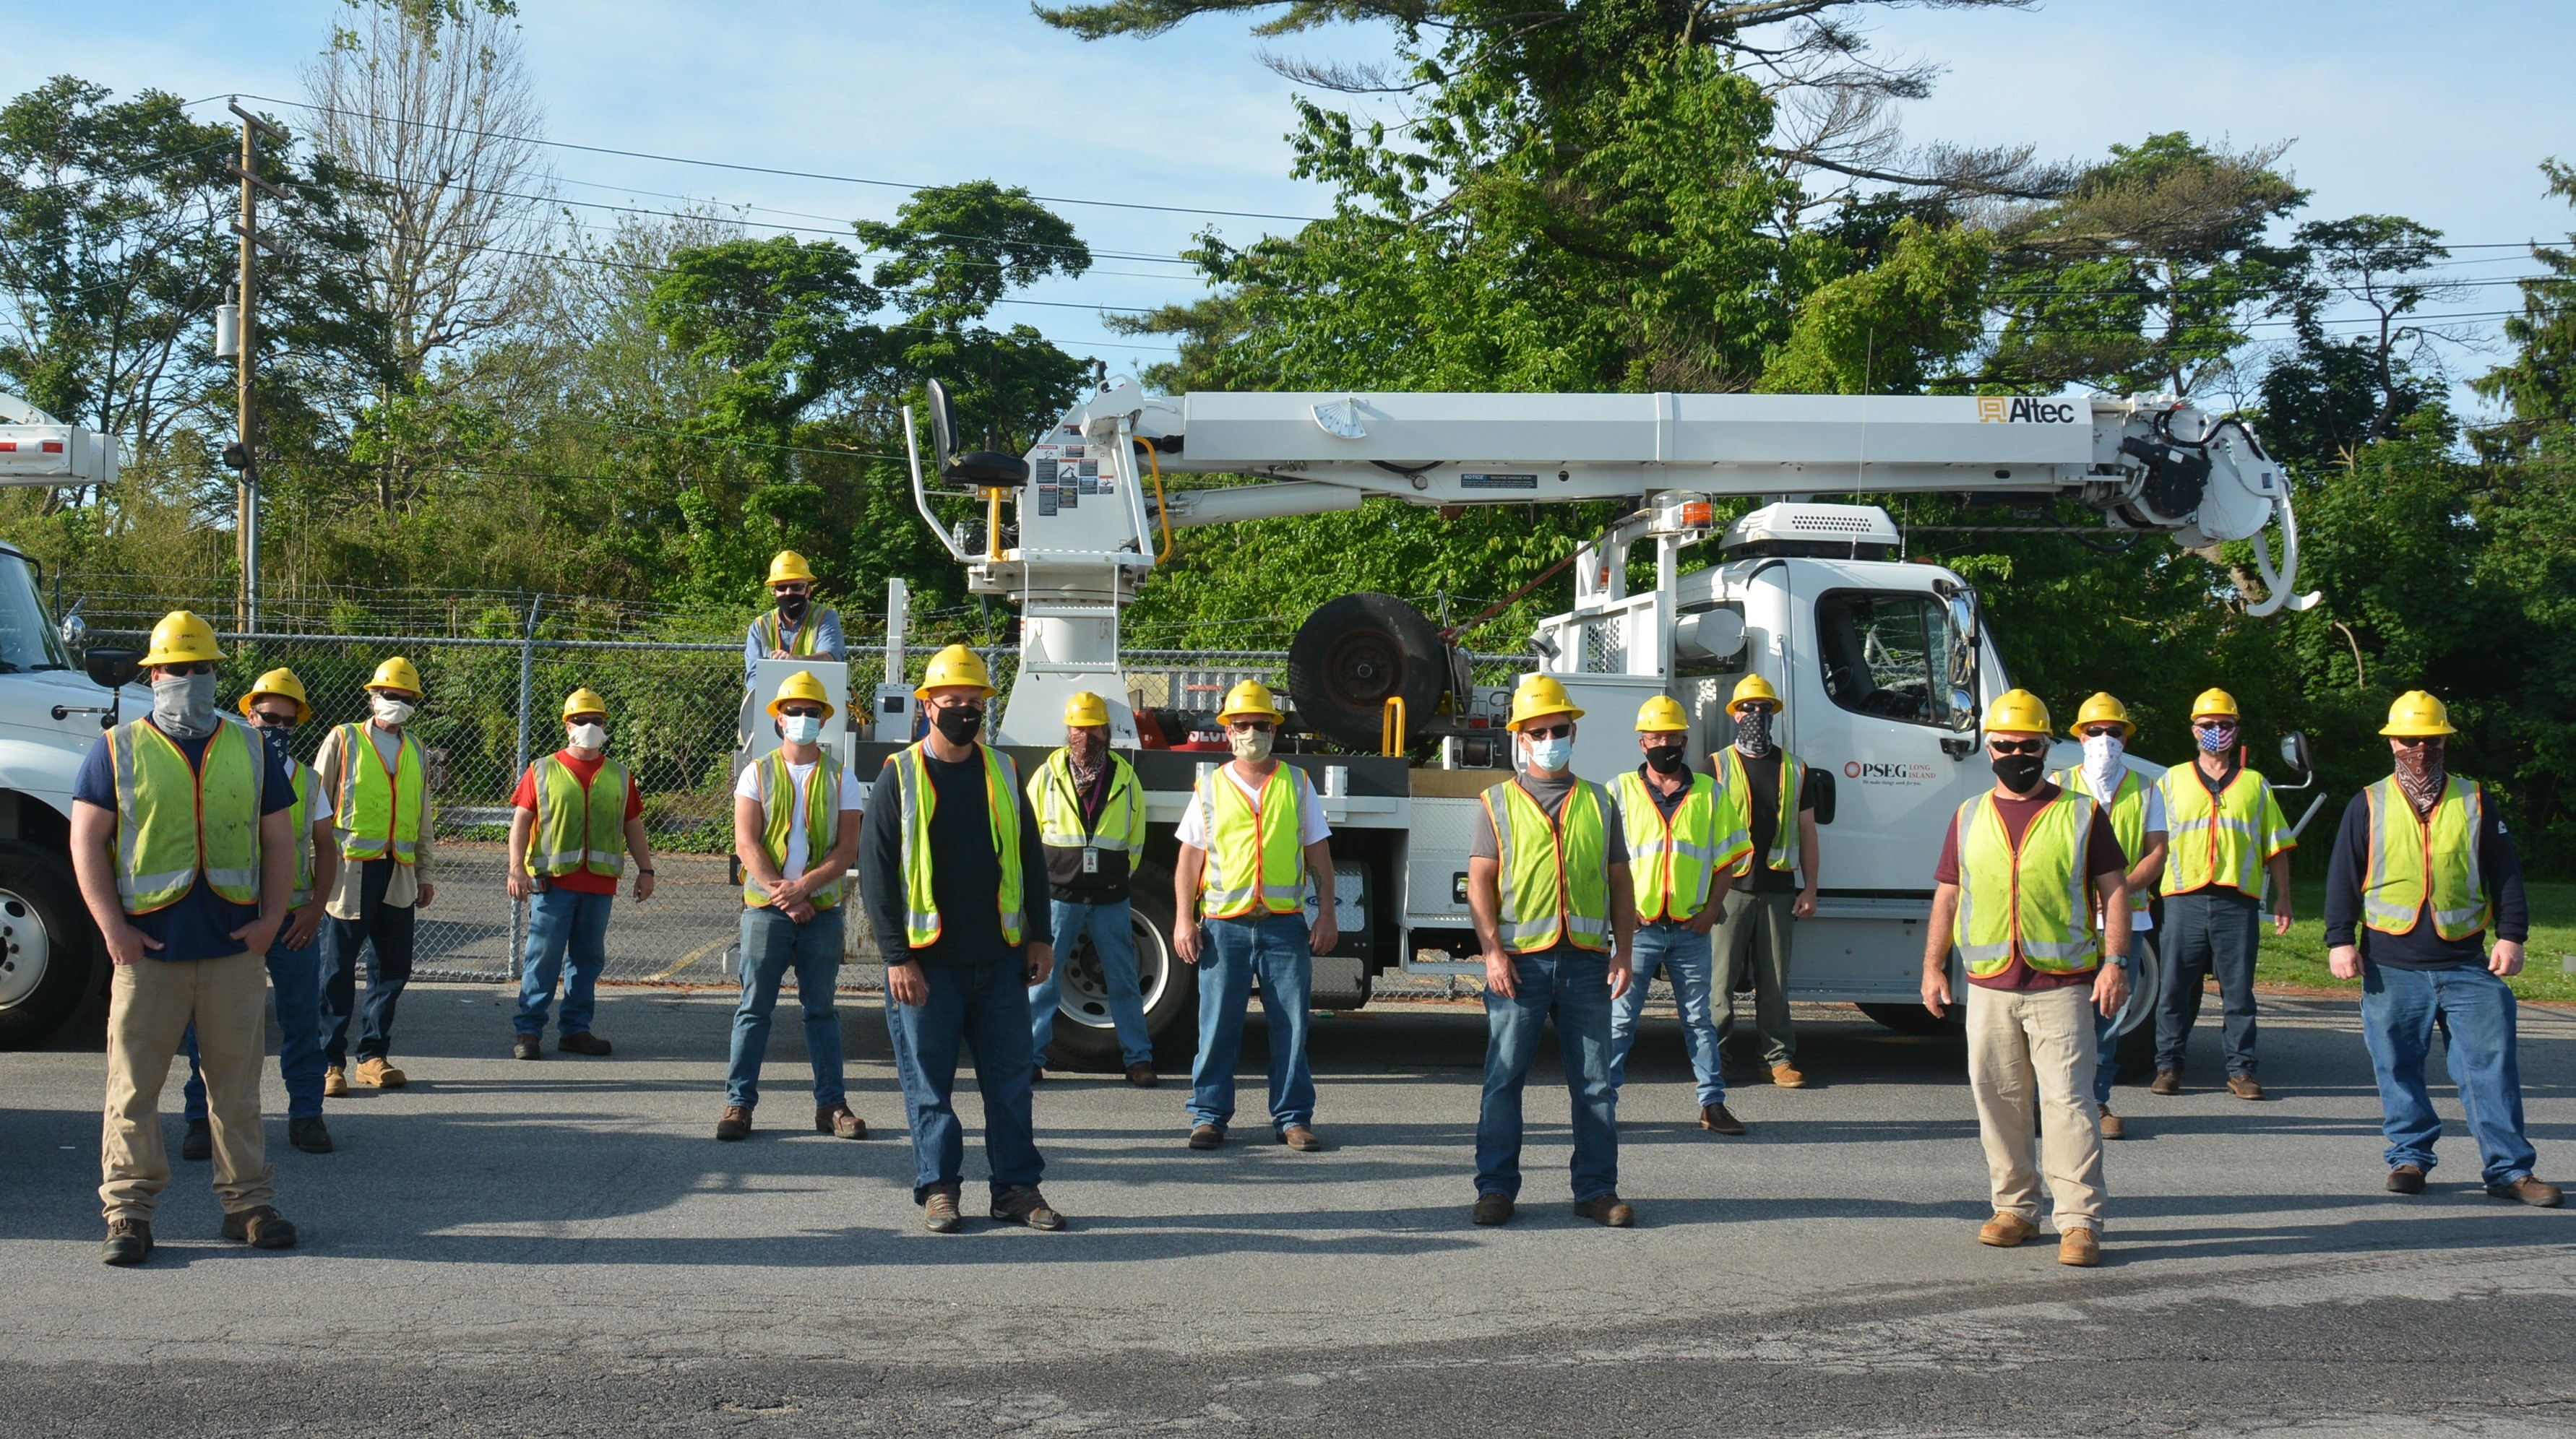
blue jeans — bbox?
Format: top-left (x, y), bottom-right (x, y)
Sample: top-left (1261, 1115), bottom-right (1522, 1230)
top-left (516, 886), bottom-right (613, 1038)
top-left (724, 905), bottom-right (845, 1111)
top-left (182, 933), bottom-right (325, 1120)
top-left (1608, 921), bottom-right (1724, 1107)
top-left (2360, 961), bottom-right (2538, 1188)
top-left (1477, 945), bottom-right (1620, 1203)
top-left (1186, 913), bottom-right (1315, 1135)
top-left (2155, 889), bottom-right (2261, 1077)
top-left (885, 955), bottom-right (1043, 1202)
top-left (1028, 899), bottom-right (1154, 1069)
top-left (318, 859), bottom-right (416, 1068)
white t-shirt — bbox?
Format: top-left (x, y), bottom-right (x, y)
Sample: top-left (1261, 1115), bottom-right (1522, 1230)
top-left (734, 759), bottom-right (868, 881)
top-left (1173, 763), bottom-right (1332, 850)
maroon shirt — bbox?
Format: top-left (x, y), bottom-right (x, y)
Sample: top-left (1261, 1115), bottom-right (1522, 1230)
top-left (1934, 782), bottom-right (2128, 991)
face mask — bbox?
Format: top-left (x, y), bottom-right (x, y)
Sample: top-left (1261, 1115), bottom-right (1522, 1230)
top-left (932, 705), bottom-right (983, 745)
top-left (567, 722), bottom-right (608, 751)
top-left (780, 714), bottom-right (823, 746)
top-left (371, 696), bottom-right (416, 727)
top-left (2393, 740), bottom-right (2446, 813)
top-left (775, 592), bottom-right (809, 623)
top-left (152, 672), bottom-right (218, 738)
top-left (1644, 743), bottom-right (1687, 774)
top-left (2080, 733), bottom-right (2124, 770)
top-left (1066, 730), bottom-right (1106, 771)
top-left (1991, 752), bottom-right (2047, 792)
top-left (259, 725), bottom-right (293, 760)
top-left (2195, 723), bottom-right (2237, 755)
top-left (1229, 728), bottom-right (1274, 764)
top-left (1524, 734), bottom-right (1574, 772)
top-left (1733, 708), bottom-right (1774, 758)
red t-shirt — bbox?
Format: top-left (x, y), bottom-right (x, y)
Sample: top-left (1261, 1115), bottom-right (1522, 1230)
top-left (1934, 782), bottom-right (2129, 991)
top-left (510, 751), bottom-right (646, 895)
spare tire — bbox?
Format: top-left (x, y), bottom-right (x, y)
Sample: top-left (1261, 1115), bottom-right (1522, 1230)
top-left (1289, 592), bottom-right (1449, 751)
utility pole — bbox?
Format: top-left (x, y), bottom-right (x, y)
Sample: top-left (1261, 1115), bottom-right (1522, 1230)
top-left (225, 99), bottom-right (288, 636)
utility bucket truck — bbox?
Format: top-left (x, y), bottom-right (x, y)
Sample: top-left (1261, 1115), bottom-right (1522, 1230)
top-left (871, 379), bottom-right (2315, 1068)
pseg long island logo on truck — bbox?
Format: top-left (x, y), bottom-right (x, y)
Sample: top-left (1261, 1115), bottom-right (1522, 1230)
top-left (1976, 397), bottom-right (2081, 423)
top-left (1845, 759), bottom-right (1939, 785)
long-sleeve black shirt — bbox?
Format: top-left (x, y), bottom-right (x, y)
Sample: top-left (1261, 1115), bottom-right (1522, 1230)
top-left (2322, 786), bottom-right (2528, 969)
top-left (860, 748), bottom-right (1053, 968)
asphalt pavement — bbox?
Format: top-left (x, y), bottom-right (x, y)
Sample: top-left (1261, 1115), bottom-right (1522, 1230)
top-left (4, 983), bottom-right (2572, 1436)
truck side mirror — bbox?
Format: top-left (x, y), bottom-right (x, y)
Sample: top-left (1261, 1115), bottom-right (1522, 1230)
top-left (2280, 730), bottom-right (2312, 775)
top-left (85, 646), bottom-right (139, 691)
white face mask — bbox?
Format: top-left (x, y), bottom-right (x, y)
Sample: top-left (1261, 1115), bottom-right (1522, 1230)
top-left (2080, 733), bottom-right (2124, 769)
top-left (1229, 727), bottom-right (1273, 764)
top-left (780, 714), bottom-right (824, 746)
top-left (1524, 733), bottom-right (1574, 772)
top-left (567, 722), bottom-right (608, 751)
top-left (370, 696), bottom-right (416, 727)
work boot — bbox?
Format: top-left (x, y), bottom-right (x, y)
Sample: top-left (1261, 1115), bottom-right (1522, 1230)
top-left (923, 1185), bottom-right (965, 1234)
top-left (323, 1066), bottom-right (350, 1098)
top-left (1471, 1193), bottom-right (1515, 1227)
top-left (2226, 1073), bottom-right (2265, 1102)
top-left (715, 1105), bottom-right (752, 1142)
top-left (1187, 1124), bottom-right (1224, 1150)
top-left (100, 1218), bottom-right (153, 1266)
top-left (1978, 1212), bottom-right (2037, 1248)
top-left (558, 1032), bottom-right (612, 1056)
top-left (2488, 1176), bottom-right (2564, 1208)
top-left (2058, 1227), bottom-right (2101, 1268)
top-left (1030, 1065), bottom-right (1047, 1085)
top-left (288, 1116), bottom-right (333, 1154)
top-left (1280, 1125), bottom-right (1324, 1152)
top-left (2149, 1069), bottom-right (2181, 1096)
top-left (2098, 1104), bottom-right (2127, 1141)
top-left (2387, 1164), bottom-right (2427, 1195)
top-left (1125, 1063), bottom-right (1159, 1088)
top-left (355, 1058), bottom-right (407, 1089)
top-left (991, 1184), bottom-right (1067, 1231)
top-left (817, 1103), bottom-right (867, 1139)
top-left (512, 1034), bottom-right (543, 1061)
top-left (221, 1205), bottom-right (298, 1250)
top-left (1572, 1194), bottom-right (1636, 1228)
top-left (181, 1118), bottom-right (212, 1162)
top-left (1769, 1063), bottom-right (1807, 1089)
top-left (1699, 1103), bottom-right (1747, 1136)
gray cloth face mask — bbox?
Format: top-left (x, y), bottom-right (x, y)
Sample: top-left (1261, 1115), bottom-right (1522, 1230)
top-left (152, 672), bottom-right (219, 738)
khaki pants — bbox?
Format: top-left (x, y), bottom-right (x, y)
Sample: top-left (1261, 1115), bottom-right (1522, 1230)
top-left (100, 951), bottom-right (273, 1223)
top-left (1966, 982), bottom-right (2105, 1234)
top-left (1713, 889), bottom-right (1797, 1066)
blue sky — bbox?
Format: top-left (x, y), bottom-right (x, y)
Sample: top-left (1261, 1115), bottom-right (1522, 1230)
top-left (21, 1), bottom-right (2574, 408)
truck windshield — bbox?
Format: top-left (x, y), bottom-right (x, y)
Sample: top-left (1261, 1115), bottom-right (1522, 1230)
top-left (0, 552), bottom-right (70, 673)
top-left (1814, 589), bottom-right (1968, 728)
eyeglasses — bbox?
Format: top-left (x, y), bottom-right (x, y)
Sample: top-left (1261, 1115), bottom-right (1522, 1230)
top-left (1521, 722), bottom-right (1573, 740)
top-left (2391, 735), bottom-right (2440, 748)
top-left (779, 705), bottom-right (825, 720)
top-left (250, 709), bottom-right (299, 727)
top-left (160, 662), bottom-right (216, 677)
top-left (2080, 725), bottom-right (2124, 739)
top-left (1228, 720), bottom-right (1275, 734)
top-left (1988, 738), bottom-right (2048, 756)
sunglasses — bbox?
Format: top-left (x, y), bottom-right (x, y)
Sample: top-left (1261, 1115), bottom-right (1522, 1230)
top-left (249, 709), bottom-right (299, 727)
top-left (2392, 735), bottom-right (2440, 748)
top-left (779, 705), bottom-right (826, 720)
top-left (2194, 721), bottom-right (2236, 732)
top-left (2080, 725), bottom-right (2124, 739)
top-left (1988, 738), bottom-right (2048, 756)
top-left (160, 662), bottom-right (217, 677)
top-left (1522, 722), bottom-right (1573, 740)
top-left (1228, 720), bottom-right (1275, 734)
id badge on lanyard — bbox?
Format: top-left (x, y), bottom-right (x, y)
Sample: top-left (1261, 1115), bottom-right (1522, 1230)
top-left (1081, 846), bottom-right (1100, 874)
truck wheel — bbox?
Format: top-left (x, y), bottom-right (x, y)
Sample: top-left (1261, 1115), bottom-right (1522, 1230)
top-left (1041, 863), bottom-right (1199, 1069)
top-left (1857, 1001), bottom-right (1964, 1037)
top-left (2108, 938), bottom-right (2163, 1082)
top-left (1288, 592), bottom-right (1448, 751)
top-left (0, 841), bottom-right (101, 1050)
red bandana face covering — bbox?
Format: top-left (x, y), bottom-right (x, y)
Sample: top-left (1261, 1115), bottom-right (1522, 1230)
top-left (2394, 740), bottom-right (2446, 816)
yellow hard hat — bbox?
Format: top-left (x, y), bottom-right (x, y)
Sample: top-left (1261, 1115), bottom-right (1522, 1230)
top-left (765, 550), bottom-right (817, 586)
top-left (2380, 689), bottom-right (2457, 738)
top-left (767, 669), bottom-right (836, 720)
top-left (2189, 687), bottom-right (2240, 721)
top-left (1635, 694), bottom-right (1689, 733)
top-left (913, 644), bottom-right (997, 701)
top-left (1985, 688), bottom-right (2052, 735)
top-left (1214, 679), bottom-right (1285, 725)
top-left (140, 610), bottom-right (223, 668)
top-left (1728, 673), bottom-right (1781, 714)
top-left (2072, 691), bottom-right (2135, 740)
top-left (238, 667), bottom-right (311, 726)
top-left (365, 656), bottom-right (423, 696)
top-left (1507, 674), bottom-right (1584, 731)
top-left (561, 687), bottom-right (608, 722)
top-left (1063, 691), bottom-right (1111, 727)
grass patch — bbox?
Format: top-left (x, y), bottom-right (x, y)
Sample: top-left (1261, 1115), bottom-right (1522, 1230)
top-left (2256, 879), bottom-right (2576, 1003)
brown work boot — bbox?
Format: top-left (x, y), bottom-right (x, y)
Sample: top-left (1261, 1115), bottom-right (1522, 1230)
top-left (355, 1058), bottom-right (407, 1089)
top-left (1572, 1194), bottom-right (1636, 1228)
top-left (323, 1066), bottom-right (350, 1098)
top-left (558, 1032), bottom-right (612, 1056)
top-left (2149, 1069), bottom-right (2180, 1096)
top-left (1471, 1193), bottom-right (1514, 1227)
top-left (1978, 1211), bottom-right (2037, 1248)
top-left (512, 1034), bottom-right (543, 1061)
top-left (1187, 1124), bottom-right (1224, 1150)
top-left (817, 1104), bottom-right (867, 1139)
top-left (100, 1218), bottom-right (153, 1266)
top-left (1125, 1063), bottom-right (1159, 1088)
top-left (2098, 1104), bottom-right (2127, 1141)
top-left (2387, 1164), bottom-right (2427, 1195)
top-left (1280, 1125), bottom-right (1324, 1151)
top-left (2226, 1073), bottom-right (2265, 1102)
top-left (991, 1184), bottom-right (1067, 1231)
top-left (2488, 1176), bottom-right (2564, 1208)
top-left (2058, 1227), bottom-right (2101, 1268)
top-left (715, 1105), bottom-right (752, 1142)
top-left (1769, 1063), bottom-right (1807, 1089)
top-left (221, 1205), bottom-right (298, 1250)
top-left (923, 1185), bottom-right (964, 1234)
top-left (1699, 1103), bottom-right (1747, 1136)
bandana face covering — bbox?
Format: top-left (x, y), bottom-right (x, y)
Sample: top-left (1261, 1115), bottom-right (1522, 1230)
top-left (2394, 740), bottom-right (2446, 816)
top-left (1732, 708), bottom-right (1774, 759)
top-left (2080, 733), bottom-right (2124, 798)
top-left (152, 672), bottom-right (218, 739)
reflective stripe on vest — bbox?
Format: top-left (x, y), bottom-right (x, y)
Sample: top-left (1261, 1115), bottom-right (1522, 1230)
top-left (2159, 764), bottom-right (2288, 895)
top-left (2360, 775), bottom-right (2490, 941)
top-left (1611, 769), bottom-right (1748, 922)
top-left (893, 743), bottom-right (1024, 944)
top-left (1032, 750), bottom-right (1143, 853)
top-left (1196, 764), bottom-right (1306, 918)
top-left (757, 607), bottom-right (836, 657)
top-left (108, 717), bottom-right (266, 912)
top-left (2056, 764), bottom-right (2153, 870)
top-left (529, 753), bottom-right (630, 880)
top-left (287, 760), bottom-right (317, 905)
top-left (744, 749), bottom-right (845, 909)
top-left (1485, 777), bottom-right (1614, 953)
top-left (1952, 789), bottom-right (2099, 976)
top-left (333, 722), bottom-right (426, 863)
top-left (1721, 747), bottom-right (1805, 872)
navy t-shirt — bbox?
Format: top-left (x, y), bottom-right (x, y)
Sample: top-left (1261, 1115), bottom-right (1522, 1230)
top-left (74, 722), bottom-right (297, 962)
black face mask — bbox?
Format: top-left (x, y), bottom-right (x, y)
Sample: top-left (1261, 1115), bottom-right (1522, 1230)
top-left (932, 705), bottom-right (983, 744)
top-left (1644, 743), bottom-right (1687, 774)
top-left (1991, 753), bottom-right (2047, 792)
top-left (775, 592), bottom-right (810, 623)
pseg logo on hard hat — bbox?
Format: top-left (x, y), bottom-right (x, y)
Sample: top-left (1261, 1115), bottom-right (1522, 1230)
top-left (1976, 397), bottom-right (2081, 424)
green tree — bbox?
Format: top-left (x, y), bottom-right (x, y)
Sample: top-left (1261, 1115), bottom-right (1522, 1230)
top-left (2255, 215), bottom-right (2455, 469)
top-left (2473, 159), bottom-right (2576, 428)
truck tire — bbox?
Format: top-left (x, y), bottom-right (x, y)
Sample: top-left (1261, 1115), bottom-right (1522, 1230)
top-left (1856, 1001), bottom-right (1965, 1037)
top-left (0, 840), bottom-right (101, 1050)
top-left (1288, 592), bottom-right (1448, 751)
top-left (1040, 862), bottom-right (1199, 1069)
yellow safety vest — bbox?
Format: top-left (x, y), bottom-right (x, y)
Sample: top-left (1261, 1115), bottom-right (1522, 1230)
top-left (1720, 747), bottom-right (1806, 873)
top-left (1611, 769), bottom-right (1749, 922)
top-left (1031, 749), bottom-right (1144, 854)
top-left (285, 759), bottom-right (319, 906)
top-left (1194, 764), bottom-right (1307, 919)
top-left (108, 717), bottom-right (267, 913)
top-left (744, 748), bottom-right (847, 909)
top-left (1952, 788), bottom-right (2100, 976)
top-left (2055, 764), bottom-right (2155, 872)
top-left (2360, 775), bottom-right (2490, 941)
top-left (333, 722), bottom-right (426, 864)
top-left (1484, 777), bottom-right (1614, 954)
top-left (893, 743), bottom-right (1025, 944)
top-left (2159, 763), bottom-right (2290, 896)
top-left (757, 606), bottom-right (837, 656)
top-left (528, 753), bottom-right (631, 881)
